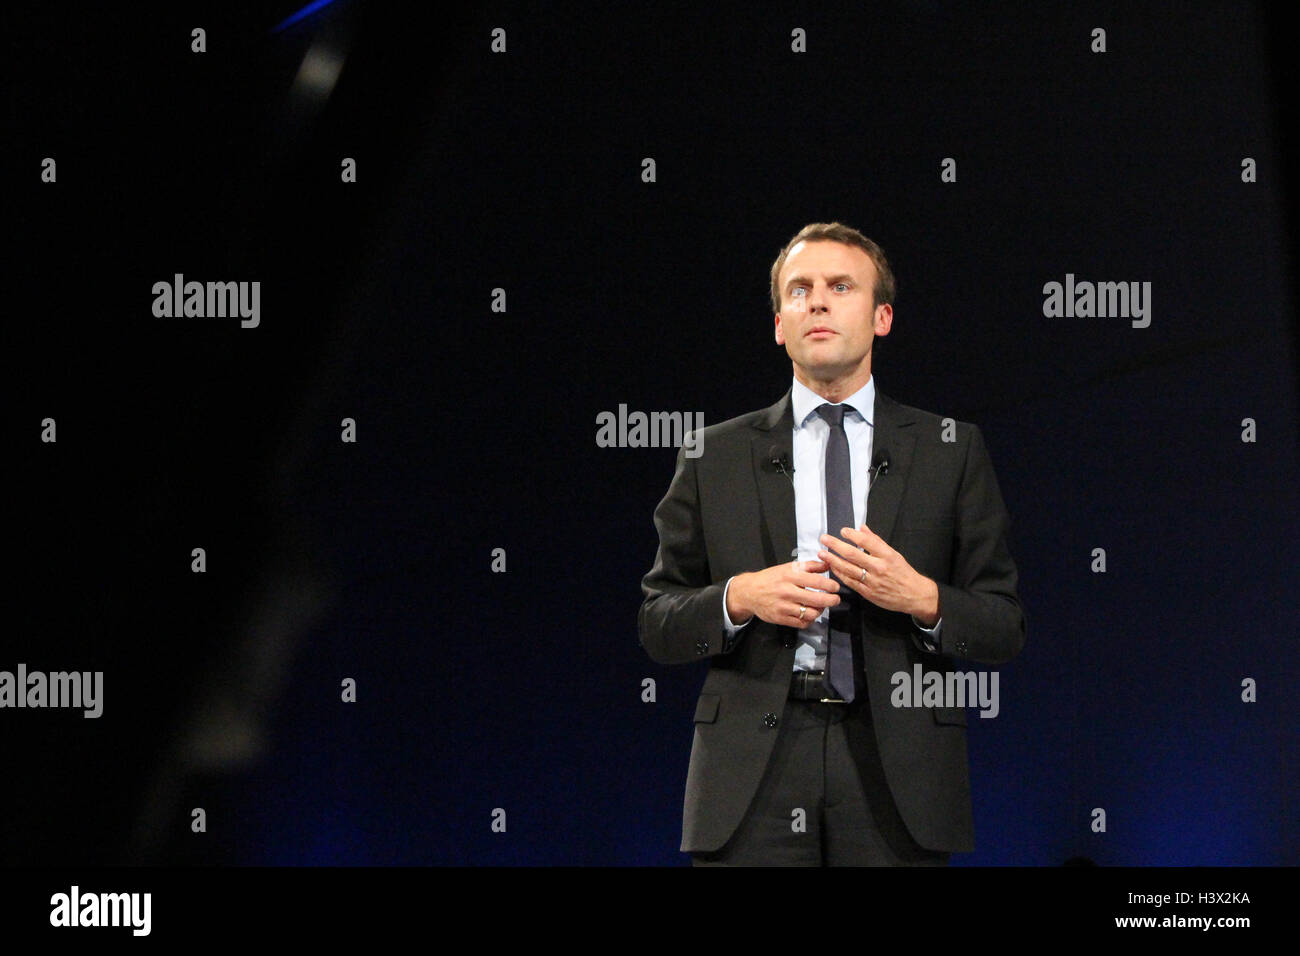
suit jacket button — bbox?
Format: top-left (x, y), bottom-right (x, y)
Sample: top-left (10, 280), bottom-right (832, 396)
top-left (956, 640), bottom-right (968, 655)
top-left (782, 635), bottom-right (796, 648)
top-left (695, 639), bottom-right (710, 655)
top-left (762, 712), bottom-right (779, 728)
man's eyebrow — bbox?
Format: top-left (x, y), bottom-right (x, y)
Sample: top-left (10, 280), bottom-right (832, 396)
top-left (785, 273), bottom-right (856, 289)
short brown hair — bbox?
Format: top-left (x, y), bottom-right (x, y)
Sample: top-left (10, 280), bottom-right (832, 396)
top-left (769, 222), bottom-right (897, 315)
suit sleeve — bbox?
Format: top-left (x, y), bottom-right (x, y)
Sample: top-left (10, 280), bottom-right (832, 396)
top-left (930, 425), bottom-right (1027, 664)
top-left (638, 444), bottom-right (742, 665)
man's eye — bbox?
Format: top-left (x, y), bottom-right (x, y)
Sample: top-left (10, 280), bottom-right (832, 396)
top-left (835, 283), bottom-right (849, 292)
top-left (792, 288), bottom-right (806, 297)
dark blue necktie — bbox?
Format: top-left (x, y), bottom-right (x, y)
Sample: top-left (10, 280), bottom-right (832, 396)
top-left (816, 403), bottom-right (857, 702)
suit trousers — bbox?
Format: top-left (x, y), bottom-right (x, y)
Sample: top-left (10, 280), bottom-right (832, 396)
top-left (691, 693), bottom-right (951, 866)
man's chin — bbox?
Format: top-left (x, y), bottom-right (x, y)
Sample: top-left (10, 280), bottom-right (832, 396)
top-left (795, 357), bottom-right (871, 383)
top-left (800, 356), bottom-right (852, 375)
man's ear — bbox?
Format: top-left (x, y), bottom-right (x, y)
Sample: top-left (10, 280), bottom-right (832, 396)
top-left (774, 313), bottom-right (785, 345)
top-left (874, 302), bottom-right (894, 337)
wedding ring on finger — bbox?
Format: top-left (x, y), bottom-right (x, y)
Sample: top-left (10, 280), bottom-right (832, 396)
top-left (797, 605), bottom-right (807, 622)
top-left (859, 567), bottom-right (867, 583)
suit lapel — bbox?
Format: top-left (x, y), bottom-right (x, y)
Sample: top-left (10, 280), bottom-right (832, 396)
top-left (750, 390), bottom-right (797, 566)
top-left (864, 386), bottom-right (917, 548)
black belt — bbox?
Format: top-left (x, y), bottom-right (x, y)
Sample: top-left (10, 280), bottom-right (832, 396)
top-left (789, 671), bottom-right (849, 703)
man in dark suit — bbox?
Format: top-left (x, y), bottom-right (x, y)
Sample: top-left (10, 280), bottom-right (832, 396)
top-left (639, 222), bottom-right (1026, 865)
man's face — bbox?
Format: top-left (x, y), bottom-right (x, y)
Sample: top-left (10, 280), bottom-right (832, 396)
top-left (774, 240), bottom-right (893, 385)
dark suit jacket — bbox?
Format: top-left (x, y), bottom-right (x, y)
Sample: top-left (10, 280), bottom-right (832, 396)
top-left (638, 385), bottom-right (1026, 854)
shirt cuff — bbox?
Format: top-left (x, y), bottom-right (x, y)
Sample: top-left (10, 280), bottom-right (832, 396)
top-left (911, 615), bottom-right (943, 652)
top-left (722, 576), bottom-right (753, 636)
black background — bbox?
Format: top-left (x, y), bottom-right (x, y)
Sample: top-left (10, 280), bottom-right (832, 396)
top-left (8, 0), bottom-right (1299, 867)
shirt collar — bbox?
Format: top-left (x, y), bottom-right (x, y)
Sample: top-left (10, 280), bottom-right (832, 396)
top-left (791, 374), bottom-right (875, 429)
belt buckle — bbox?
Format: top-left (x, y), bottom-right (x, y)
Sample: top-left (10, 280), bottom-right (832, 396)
top-left (793, 671), bottom-right (848, 704)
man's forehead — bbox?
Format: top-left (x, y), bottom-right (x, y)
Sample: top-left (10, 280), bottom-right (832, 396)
top-left (782, 240), bottom-right (874, 282)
